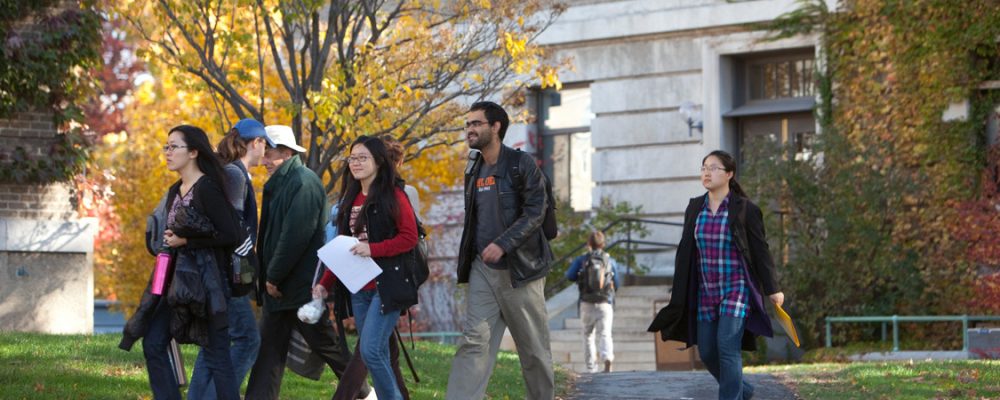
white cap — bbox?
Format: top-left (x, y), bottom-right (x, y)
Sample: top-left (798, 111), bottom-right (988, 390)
top-left (264, 125), bottom-right (307, 153)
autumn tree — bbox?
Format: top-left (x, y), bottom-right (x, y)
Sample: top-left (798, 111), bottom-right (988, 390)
top-left (113, 0), bottom-right (564, 193)
top-left (750, 0), bottom-right (1000, 347)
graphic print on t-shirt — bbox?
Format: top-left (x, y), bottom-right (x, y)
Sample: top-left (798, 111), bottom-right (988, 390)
top-left (349, 204), bottom-right (368, 242)
top-left (477, 175), bottom-right (496, 193)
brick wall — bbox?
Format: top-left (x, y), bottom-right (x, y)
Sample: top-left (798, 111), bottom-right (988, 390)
top-left (0, 111), bottom-right (76, 220)
top-left (0, 111), bottom-right (57, 157)
top-left (0, 183), bottom-right (76, 220)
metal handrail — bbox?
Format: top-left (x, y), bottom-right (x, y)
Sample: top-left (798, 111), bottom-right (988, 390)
top-left (545, 238), bottom-right (677, 297)
top-left (543, 216), bottom-right (681, 298)
top-left (824, 315), bottom-right (1000, 352)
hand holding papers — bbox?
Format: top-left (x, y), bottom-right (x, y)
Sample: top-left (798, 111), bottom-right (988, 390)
top-left (774, 304), bottom-right (800, 347)
top-left (316, 235), bottom-right (381, 294)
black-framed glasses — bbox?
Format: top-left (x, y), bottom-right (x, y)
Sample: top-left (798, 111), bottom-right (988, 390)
top-left (162, 144), bottom-right (188, 153)
top-left (700, 165), bottom-right (727, 173)
top-left (465, 120), bottom-right (489, 128)
top-left (347, 155), bottom-right (371, 164)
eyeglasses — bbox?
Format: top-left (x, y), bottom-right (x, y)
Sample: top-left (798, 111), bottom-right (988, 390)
top-left (465, 120), bottom-right (489, 128)
top-left (700, 165), bottom-right (727, 173)
top-left (162, 144), bottom-right (188, 153)
top-left (347, 155), bottom-right (371, 164)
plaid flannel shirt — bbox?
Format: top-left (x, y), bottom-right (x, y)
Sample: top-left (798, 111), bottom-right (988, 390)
top-left (695, 194), bottom-right (749, 321)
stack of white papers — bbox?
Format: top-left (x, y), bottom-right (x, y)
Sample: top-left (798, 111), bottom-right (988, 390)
top-left (316, 235), bottom-right (382, 294)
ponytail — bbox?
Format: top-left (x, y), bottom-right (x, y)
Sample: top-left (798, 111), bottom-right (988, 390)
top-left (217, 129), bottom-right (248, 164)
top-left (729, 179), bottom-right (748, 198)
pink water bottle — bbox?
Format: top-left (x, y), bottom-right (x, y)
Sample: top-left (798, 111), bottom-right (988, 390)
top-left (151, 250), bottom-right (173, 295)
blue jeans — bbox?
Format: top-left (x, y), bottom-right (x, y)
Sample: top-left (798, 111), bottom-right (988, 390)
top-left (697, 316), bottom-right (755, 400)
top-left (187, 295), bottom-right (260, 400)
top-left (142, 301), bottom-right (240, 400)
top-left (352, 290), bottom-right (403, 400)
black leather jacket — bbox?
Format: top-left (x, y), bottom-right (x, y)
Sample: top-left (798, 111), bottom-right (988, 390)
top-left (457, 145), bottom-right (553, 288)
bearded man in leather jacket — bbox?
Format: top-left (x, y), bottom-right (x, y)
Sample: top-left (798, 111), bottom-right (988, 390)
top-left (446, 101), bottom-right (555, 400)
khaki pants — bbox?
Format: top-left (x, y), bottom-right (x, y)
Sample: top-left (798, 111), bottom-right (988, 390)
top-left (446, 258), bottom-right (555, 400)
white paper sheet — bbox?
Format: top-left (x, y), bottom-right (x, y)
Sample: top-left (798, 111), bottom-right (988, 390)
top-left (316, 235), bottom-right (382, 294)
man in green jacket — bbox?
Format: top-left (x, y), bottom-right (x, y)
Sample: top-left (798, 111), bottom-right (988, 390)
top-left (245, 125), bottom-right (367, 399)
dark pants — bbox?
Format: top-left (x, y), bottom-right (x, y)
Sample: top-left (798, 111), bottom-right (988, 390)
top-left (332, 334), bottom-right (410, 400)
top-left (142, 302), bottom-right (239, 400)
top-left (188, 295), bottom-right (261, 400)
top-left (697, 316), bottom-right (755, 400)
top-left (245, 308), bottom-right (360, 400)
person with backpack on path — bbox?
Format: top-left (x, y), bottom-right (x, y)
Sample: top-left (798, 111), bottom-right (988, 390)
top-left (565, 230), bottom-right (621, 373)
top-left (447, 101), bottom-right (555, 400)
top-left (186, 118), bottom-right (270, 400)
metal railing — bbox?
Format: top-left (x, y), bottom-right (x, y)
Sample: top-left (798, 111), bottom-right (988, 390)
top-left (544, 217), bottom-right (681, 298)
top-left (824, 315), bottom-right (1000, 352)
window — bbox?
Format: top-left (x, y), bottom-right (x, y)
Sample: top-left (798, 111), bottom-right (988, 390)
top-left (748, 57), bottom-right (815, 100)
top-left (535, 86), bottom-right (595, 212)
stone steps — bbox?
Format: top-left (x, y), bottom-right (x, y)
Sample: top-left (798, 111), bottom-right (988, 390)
top-left (548, 284), bottom-right (671, 373)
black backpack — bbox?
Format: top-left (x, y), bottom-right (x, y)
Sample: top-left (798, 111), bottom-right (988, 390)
top-left (511, 153), bottom-right (559, 240)
top-left (403, 189), bottom-right (430, 288)
top-left (578, 250), bottom-right (614, 303)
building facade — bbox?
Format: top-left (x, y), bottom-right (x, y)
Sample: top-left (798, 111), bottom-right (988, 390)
top-left (526, 0), bottom-right (829, 277)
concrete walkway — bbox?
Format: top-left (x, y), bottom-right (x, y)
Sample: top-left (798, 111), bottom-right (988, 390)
top-left (564, 371), bottom-right (798, 400)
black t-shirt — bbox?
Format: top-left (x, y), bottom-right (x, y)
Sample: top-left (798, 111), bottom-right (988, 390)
top-left (474, 162), bottom-right (506, 269)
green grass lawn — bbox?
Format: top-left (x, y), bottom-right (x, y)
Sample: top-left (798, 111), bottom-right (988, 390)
top-left (751, 360), bottom-right (1000, 400)
top-left (0, 332), bottom-right (571, 400)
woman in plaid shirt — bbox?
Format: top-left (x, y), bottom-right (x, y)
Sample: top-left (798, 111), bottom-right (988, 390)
top-left (648, 150), bottom-right (785, 400)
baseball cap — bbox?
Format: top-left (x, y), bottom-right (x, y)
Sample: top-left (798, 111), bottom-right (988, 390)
top-left (264, 125), bottom-right (307, 153)
top-left (233, 119), bottom-right (275, 147)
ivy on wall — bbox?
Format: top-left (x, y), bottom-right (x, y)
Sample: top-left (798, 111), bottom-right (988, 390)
top-left (0, 0), bottom-right (101, 183)
top-left (748, 0), bottom-right (1000, 347)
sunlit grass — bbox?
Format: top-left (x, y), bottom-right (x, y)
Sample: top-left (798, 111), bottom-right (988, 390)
top-left (0, 332), bottom-right (571, 400)
top-left (751, 360), bottom-right (1000, 400)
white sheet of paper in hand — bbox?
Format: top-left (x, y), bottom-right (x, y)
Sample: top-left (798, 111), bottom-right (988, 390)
top-left (316, 235), bottom-right (381, 294)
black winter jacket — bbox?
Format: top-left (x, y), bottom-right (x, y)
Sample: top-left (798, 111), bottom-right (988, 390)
top-left (119, 176), bottom-right (240, 351)
top-left (333, 184), bottom-right (419, 319)
top-left (457, 145), bottom-right (553, 288)
top-left (647, 194), bottom-right (779, 351)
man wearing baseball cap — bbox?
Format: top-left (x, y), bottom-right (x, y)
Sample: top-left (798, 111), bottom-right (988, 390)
top-left (246, 125), bottom-right (368, 399)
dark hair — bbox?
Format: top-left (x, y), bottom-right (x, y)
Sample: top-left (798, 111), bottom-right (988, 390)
top-left (587, 230), bottom-right (606, 250)
top-left (217, 129), bottom-right (248, 164)
top-left (469, 101), bottom-right (510, 140)
top-left (336, 135), bottom-right (400, 234)
top-left (380, 135), bottom-right (405, 166)
top-left (169, 124), bottom-right (230, 202)
top-left (702, 150), bottom-right (747, 198)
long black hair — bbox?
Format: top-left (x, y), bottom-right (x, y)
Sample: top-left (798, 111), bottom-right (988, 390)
top-left (169, 124), bottom-right (230, 202)
top-left (336, 135), bottom-right (400, 234)
top-left (702, 150), bottom-right (747, 198)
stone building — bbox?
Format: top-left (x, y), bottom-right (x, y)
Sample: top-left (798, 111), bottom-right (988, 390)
top-left (0, 111), bottom-right (97, 334)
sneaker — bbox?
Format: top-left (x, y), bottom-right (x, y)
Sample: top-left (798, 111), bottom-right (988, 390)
top-left (603, 360), bottom-right (612, 373)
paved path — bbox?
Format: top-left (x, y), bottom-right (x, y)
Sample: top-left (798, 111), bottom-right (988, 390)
top-left (564, 371), bottom-right (797, 400)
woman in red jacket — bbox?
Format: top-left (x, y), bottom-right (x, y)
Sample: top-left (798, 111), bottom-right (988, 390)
top-left (313, 135), bottom-right (417, 400)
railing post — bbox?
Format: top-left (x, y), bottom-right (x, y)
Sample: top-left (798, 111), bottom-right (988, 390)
top-left (626, 223), bottom-right (633, 277)
top-left (881, 322), bottom-right (887, 342)
top-left (892, 315), bottom-right (899, 352)
top-left (962, 315), bottom-right (969, 353)
top-left (825, 318), bottom-right (832, 348)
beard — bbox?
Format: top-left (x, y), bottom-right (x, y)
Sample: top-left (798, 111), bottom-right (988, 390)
top-left (467, 130), bottom-right (494, 150)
